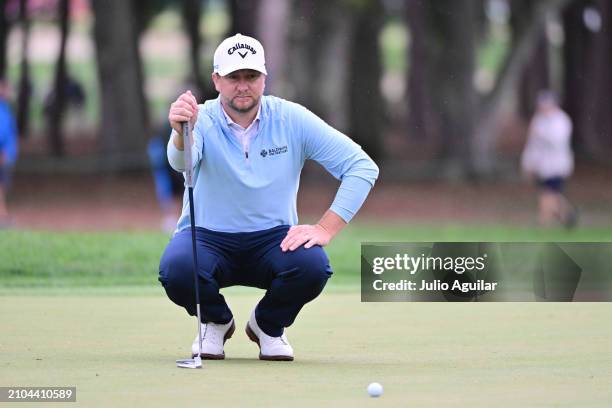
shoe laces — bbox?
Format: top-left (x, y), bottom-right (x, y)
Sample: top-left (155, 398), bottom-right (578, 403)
top-left (202, 323), bottom-right (223, 344)
top-left (268, 333), bottom-right (289, 346)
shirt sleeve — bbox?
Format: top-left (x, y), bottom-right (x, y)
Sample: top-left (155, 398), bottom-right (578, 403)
top-left (167, 107), bottom-right (205, 172)
top-left (295, 103), bottom-right (379, 222)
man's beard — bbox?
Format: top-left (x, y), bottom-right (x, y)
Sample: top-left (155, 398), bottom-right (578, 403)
top-left (229, 95), bottom-right (259, 113)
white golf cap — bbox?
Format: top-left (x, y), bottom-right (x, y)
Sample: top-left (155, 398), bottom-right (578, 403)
top-left (213, 33), bottom-right (267, 76)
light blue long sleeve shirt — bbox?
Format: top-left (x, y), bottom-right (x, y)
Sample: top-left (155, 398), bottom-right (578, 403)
top-left (168, 95), bottom-right (379, 233)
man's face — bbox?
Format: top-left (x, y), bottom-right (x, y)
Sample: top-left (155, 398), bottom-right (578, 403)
top-left (538, 100), bottom-right (556, 114)
top-left (212, 69), bottom-right (266, 114)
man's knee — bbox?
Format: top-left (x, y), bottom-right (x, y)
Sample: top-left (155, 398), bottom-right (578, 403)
top-left (159, 245), bottom-right (192, 288)
top-left (275, 247), bottom-right (332, 298)
top-left (159, 239), bottom-right (223, 305)
top-left (301, 248), bottom-right (332, 285)
top-left (159, 252), bottom-right (198, 312)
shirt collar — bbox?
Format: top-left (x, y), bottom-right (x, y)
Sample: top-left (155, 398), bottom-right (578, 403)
top-left (221, 102), bottom-right (261, 130)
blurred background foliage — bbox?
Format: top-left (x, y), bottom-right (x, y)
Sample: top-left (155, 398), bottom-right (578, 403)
top-left (0, 0), bottom-right (610, 179)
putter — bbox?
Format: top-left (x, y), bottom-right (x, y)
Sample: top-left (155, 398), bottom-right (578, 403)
top-left (176, 121), bottom-right (203, 369)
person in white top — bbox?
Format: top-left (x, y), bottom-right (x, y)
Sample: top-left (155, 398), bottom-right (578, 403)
top-left (521, 91), bottom-right (577, 227)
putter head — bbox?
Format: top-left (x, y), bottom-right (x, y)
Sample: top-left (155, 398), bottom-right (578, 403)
top-left (176, 356), bottom-right (202, 369)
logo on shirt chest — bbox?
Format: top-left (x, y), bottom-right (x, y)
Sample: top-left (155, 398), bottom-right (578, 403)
top-left (260, 145), bottom-right (288, 158)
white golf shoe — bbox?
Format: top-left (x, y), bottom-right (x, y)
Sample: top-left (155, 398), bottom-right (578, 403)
top-left (191, 319), bottom-right (235, 360)
top-left (245, 311), bottom-right (294, 361)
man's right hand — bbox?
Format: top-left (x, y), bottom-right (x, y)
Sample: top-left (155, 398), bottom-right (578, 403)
top-left (168, 90), bottom-right (199, 149)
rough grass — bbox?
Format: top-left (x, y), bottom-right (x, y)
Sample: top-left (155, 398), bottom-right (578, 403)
top-left (1, 224), bottom-right (611, 288)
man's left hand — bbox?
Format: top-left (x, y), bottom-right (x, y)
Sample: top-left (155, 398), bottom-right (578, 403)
top-left (280, 224), bottom-right (331, 252)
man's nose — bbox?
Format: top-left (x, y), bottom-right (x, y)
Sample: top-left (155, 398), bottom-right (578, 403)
top-left (236, 79), bottom-right (249, 91)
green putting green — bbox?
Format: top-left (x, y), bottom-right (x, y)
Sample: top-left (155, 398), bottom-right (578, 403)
top-left (1, 288), bottom-right (611, 407)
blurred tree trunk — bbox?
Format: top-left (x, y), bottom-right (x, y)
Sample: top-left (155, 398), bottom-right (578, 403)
top-left (563, 0), bottom-right (612, 158)
top-left (0, 0), bottom-right (9, 79)
top-left (347, 0), bottom-right (385, 160)
top-left (317, 3), bottom-right (351, 131)
top-left (562, 0), bottom-right (588, 152)
top-left (47, 0), bottom-right (70, 157)
top-left (16, 0), bottom-right (32, 138)
top-left (446, 0), bottom-right (478, 173)
top-left (517, 34), bottom-right (549, 119)
top-left (405, 0), bottom-right (435, 140)
top-left (181, 0), bottom-right (209, 100)
top-left (286, 0), bottom-right (323, 116)
top-left (285, 0), bottom-right (312, 106)
top-left (92, 0), bottom-right (149, 166)
top-left (129, 0), bottom-right (154, 131)
top-left (287, 0), bottom-right (351, 126)
top-left (427, 0), bottom-right (477, 174)
top-left (304, 0), bottom-right (328, 116)
top-left (595, 0), bottom-right (612, 155)
top-left (229, 0), bottom-right (260, 36)
top-left (511, 0), bottom-right (550, 120)
top-left (256, 0), bottom-right (290, 96)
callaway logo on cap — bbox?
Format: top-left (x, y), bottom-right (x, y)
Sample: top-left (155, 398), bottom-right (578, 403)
top-left (213, 33), bottom-right (267, 76)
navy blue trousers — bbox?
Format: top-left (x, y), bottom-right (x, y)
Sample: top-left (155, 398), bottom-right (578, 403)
top-left (158, 225), bottom-right (332, 337)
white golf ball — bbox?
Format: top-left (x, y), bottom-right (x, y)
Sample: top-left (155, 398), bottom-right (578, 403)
top-left (367, 382), bottom-right (383, 397)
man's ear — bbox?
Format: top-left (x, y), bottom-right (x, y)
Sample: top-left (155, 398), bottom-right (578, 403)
top-left (211, 73), bottom-right (221, 92)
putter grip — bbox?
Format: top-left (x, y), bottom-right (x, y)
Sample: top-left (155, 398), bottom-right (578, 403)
top-left (182, 122), bottom-right (193, 187)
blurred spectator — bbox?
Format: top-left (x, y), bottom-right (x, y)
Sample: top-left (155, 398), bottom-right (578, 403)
top-left (43, 75), bottom-right (87, 115)
top-left (0, 79), bottom-right (18, 227)
top-left (147, 122), bottom-right (183, 233)
top-left (521, 90), bottom-right (577, 228)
